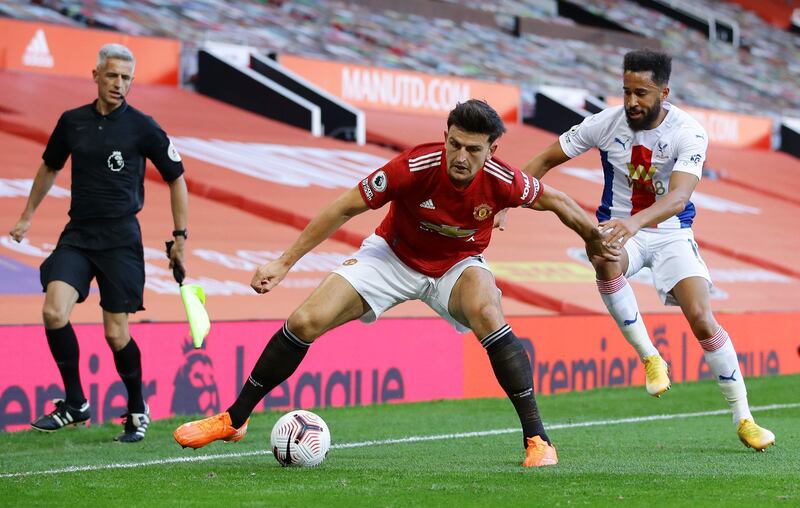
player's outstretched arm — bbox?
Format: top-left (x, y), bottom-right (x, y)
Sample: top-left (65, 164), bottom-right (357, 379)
top-left (532, 185), bottom-right (620, 262)
top-left (251, 186), bottom-right (370, 294)
top-left (522, 140), bottom-right (571, 179)
top-left (9, 162), bottom-right (58, 242)
top-left (599, 171), bottom-right (699, 247)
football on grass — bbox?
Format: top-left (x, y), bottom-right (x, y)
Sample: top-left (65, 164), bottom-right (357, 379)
top-left (270, 410), bottom-right (331, 467)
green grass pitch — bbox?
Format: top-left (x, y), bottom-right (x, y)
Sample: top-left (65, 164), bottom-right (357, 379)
top-left (1, 374), bottom-right (798, 507)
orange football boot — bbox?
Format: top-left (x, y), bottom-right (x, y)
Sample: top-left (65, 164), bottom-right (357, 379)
top-left (522, 435), bottom-right (558, 467)
top-left (173, 412), bottom-right (248, 449)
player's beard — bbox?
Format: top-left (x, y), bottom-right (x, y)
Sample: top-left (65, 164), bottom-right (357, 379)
top-left (625, 99), bottom-right (661, 131)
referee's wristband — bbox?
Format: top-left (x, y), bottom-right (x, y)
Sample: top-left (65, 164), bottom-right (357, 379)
top-left (172, 229), bottom-right (188, 239)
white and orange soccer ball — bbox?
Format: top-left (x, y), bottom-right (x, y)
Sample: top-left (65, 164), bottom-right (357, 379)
top-left (270, 410), bottom-right (331, 467)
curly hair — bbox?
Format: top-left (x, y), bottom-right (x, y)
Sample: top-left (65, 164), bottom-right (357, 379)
top-left (623, 49), bottom-right (672, 86)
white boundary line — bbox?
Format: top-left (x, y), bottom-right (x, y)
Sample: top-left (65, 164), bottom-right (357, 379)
top-left (1, 403), bottom-right (797, 479)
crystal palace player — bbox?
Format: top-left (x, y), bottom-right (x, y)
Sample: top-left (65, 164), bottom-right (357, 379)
top-left (520, 49), bottom-right (774, 451)
top-left (174, 99), bottom-right (618, 467)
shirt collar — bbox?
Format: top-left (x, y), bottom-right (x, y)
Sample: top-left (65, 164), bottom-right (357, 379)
top-left (92, 99), bottom-right (129, 120)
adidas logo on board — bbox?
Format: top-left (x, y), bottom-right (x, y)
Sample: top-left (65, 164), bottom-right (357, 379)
top-left (23, 29), bottom-right (54, 68)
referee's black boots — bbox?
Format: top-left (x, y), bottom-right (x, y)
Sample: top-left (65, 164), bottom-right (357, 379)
top-left (114, 404), bottom-right (151, 443)
top-left (30, 399), bottom-right (91, 432)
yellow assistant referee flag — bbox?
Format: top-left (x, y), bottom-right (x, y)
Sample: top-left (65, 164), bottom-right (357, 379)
top-left (180, 283), bottom-right (210, 348)
top-left (167, 240), bottom-right (210, 348)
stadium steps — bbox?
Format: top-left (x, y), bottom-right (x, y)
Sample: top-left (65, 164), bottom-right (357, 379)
top-left (0, 71), bottom-right (594, 321)
top-left (2, 71), bottom-right (798, 321)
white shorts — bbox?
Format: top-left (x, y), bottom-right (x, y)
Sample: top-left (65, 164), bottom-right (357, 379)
top-left (332, 234), bottom-right (495, 333)
top-left (624, 228), bottom-right (712, 306)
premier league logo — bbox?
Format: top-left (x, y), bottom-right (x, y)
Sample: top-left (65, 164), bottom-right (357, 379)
top-left (107, 150), bottom-right (125, 172)
top-left (370, 170), bottom-right (388, 192)
top-left (171, 338), bottom-right (220, 416)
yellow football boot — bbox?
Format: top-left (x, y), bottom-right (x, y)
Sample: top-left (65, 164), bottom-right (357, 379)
top-left (737, 419), bottom-right (775, 451)
top-left (643, 355), bottom-right (671, 397)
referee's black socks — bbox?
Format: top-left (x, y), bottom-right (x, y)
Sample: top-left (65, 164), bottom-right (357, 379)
top-left (227, 322), bottom-right (310, 429)
top-left (45, 322), bottom-right (86, 408)
top-left (113, 338), bottom-right (145, 414)
top-left (481, 325), bottom-right (550, 448)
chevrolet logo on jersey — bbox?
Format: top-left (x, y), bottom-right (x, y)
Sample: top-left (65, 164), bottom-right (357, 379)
top-left (419, 221), bottom-right (478, 239)
top-left (626, 163), bottom-right (656, 182)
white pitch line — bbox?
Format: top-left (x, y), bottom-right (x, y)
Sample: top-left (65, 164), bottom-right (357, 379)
top-left (1, 402), bottom-right (797, 479)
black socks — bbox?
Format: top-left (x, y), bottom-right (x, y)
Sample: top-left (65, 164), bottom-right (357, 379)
top-left (45, 322), bottom-right (86, 408)
top-left (227, 323), bottom-right (310, 428)
top-left (46, 325), bottom-right (145, 413)
top-left (482, 325), bottom-right (550, 448)
top-left (113, 338), bottom-right (145, 413)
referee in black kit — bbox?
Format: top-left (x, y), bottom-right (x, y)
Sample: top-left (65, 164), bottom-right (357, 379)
top-left (9, 44), bottom-right (189, 442)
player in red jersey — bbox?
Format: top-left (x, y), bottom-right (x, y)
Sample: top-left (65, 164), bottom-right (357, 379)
top-left (173, 100), bottom-right (618, 467)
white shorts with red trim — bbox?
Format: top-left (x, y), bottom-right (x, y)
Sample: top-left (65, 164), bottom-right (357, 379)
top-left (624, 228), bottom-right (712, 306)
top-left (332, 234), bottom-right (494, 333)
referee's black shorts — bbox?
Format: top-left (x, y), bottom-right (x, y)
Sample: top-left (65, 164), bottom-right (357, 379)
top-left (40, 244), bottom-right (145, 313)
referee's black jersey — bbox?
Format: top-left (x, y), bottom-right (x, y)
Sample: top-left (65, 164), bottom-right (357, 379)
top-left (42, 100), bottom-right (184, 249)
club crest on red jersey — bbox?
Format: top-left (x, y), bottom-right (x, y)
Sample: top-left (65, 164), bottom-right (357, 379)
top-left (473, 203), bottom-right (493, 221)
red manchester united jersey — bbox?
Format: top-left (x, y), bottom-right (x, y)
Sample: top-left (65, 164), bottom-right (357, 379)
top-left (358, 142), bottom-right (543, 277)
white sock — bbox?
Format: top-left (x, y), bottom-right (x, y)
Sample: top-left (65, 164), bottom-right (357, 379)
top-left (699, 327), bottom-right (752, 426)
top-left (597, 275), bottom-right (658, 361)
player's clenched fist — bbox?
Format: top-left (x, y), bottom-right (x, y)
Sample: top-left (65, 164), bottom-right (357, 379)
top-left (586, 226), bottom-right (621, 262)
top-left (9, 217), bottom-right (31, 243)
top-left (250, 260), bottom-right (290, 294)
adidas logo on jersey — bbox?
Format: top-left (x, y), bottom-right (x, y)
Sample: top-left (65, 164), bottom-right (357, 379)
top-left (419, 199), bottom-right (435, 209)
top-left (23, 29), bottom-right (54, 69)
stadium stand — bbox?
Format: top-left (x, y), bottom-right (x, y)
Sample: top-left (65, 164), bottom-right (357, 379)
top-left (723, 0), bottom-right (800, 29)
top-left (2, 65), bottom-right (797, 324)
top-left (362, 104), bottom-right (800, 297)
top-left (0, 6), bottom-right (794, 307)
top-left (0, 130), bottom-right (375, 325)
top-left (0, 1), bottom-right (797, 318)
top-left (8, 0), bottom-right (799, 121)
top-left (0, 70), bottom-right (563, 323)
top-left (557, 0), bottom-right (800, 119)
